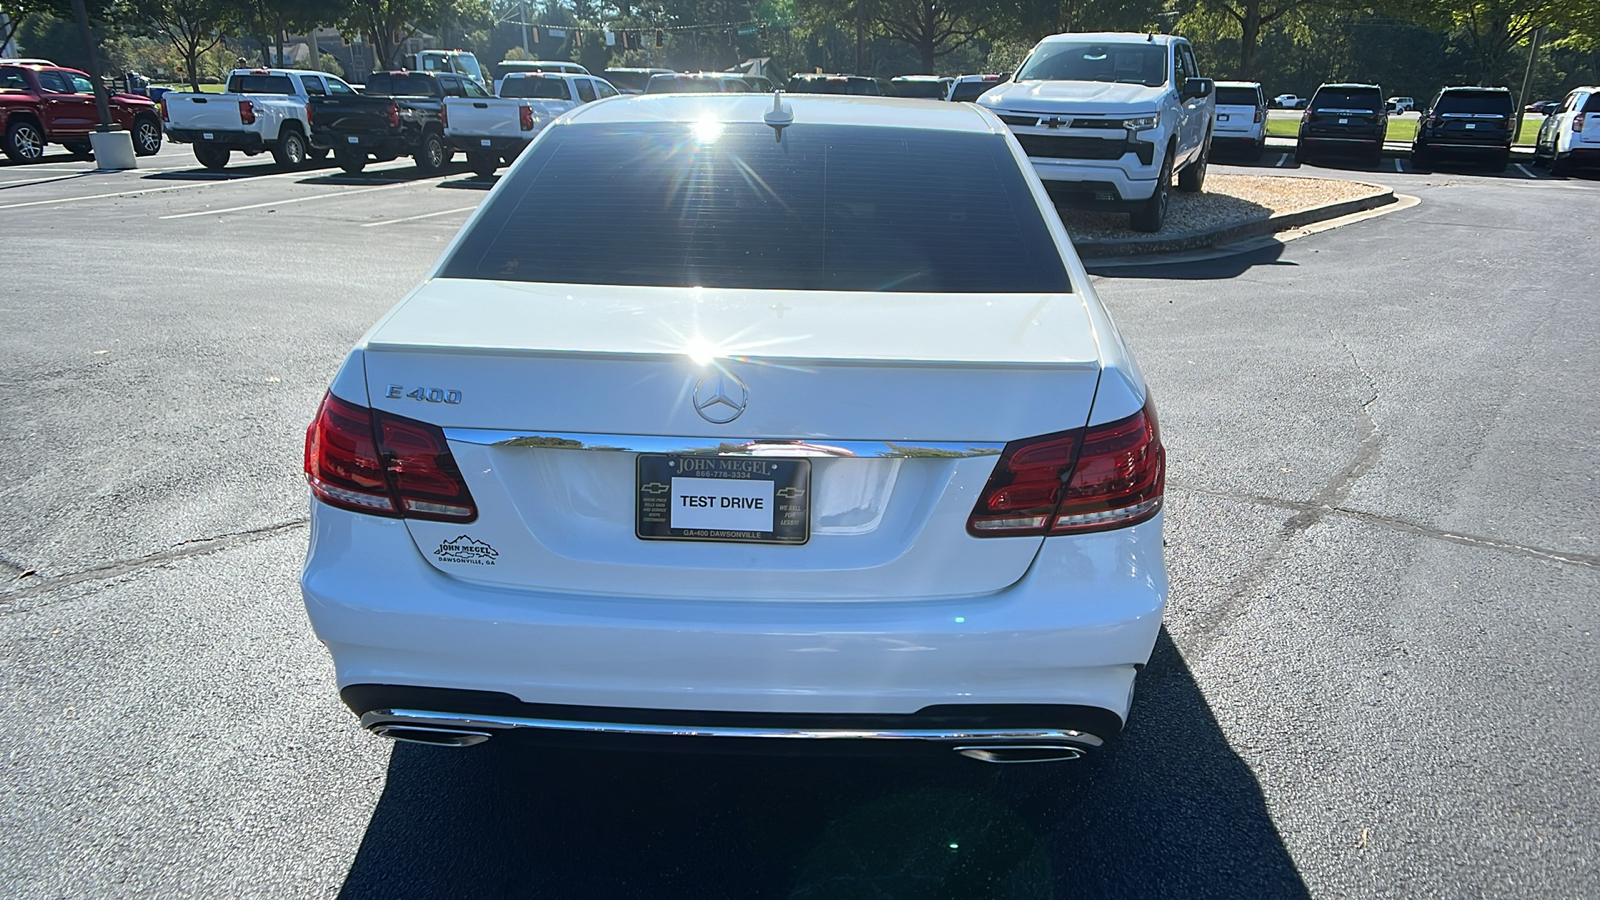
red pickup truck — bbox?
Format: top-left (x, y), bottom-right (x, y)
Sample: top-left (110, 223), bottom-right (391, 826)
top-left (0, 63), bottom-right (163, 162)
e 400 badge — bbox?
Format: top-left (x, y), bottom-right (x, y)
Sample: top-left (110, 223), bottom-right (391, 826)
top-left (386, 384), bottom-right (462, 404)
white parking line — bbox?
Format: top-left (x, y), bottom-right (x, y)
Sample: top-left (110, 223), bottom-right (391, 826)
top-left (360, 205), bottom-right (479, 227)
top-left (159, 180), bottom-right (424, 219)
top-left (0, 179), bottom-right (222, 212)
top-left (1515, 163), bottom-right (1537, 179)
top-left (1275, 153), bottom-right (1289, 167)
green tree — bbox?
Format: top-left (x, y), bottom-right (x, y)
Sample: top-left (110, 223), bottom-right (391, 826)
top-left (118, 0), bottom-right (232, 90)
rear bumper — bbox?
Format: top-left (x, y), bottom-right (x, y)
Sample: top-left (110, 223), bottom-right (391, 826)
top-left (313, 131), bottom-right (409, 154)
top-left (446, 134), bottom-right (530, 155)
top-left (165, 128), bottom-right (264, 151)
top-left (301, 503), bottom-right (1167, 731)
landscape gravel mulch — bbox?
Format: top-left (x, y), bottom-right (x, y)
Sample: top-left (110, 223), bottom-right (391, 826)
top-left (1057, 174), bottom-right (1388, 241)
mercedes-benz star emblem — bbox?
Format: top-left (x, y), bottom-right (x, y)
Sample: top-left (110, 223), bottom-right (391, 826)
top-left (693, 371), bottom-right (748, 424)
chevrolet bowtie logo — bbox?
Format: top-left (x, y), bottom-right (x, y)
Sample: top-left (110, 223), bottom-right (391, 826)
top-left (641, 482), bottom-right (670, 495)
top-left (777, 487), bottom-right (805, 499)
top-left (1042, 116), bottom-right (1068, 129)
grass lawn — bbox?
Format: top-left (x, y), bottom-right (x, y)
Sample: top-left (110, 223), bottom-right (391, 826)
top-left (152, 83), bottom-right (227, 93)
top-left (1266, 115), bottom-right (1543, 145)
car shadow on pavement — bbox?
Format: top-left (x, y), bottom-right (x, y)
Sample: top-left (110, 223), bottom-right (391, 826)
top-left (438, 176), bottom-right (497, 191)
top-left (1087, 240), bottom-right (1296, 280)
top-left (335, 629), bottom-right (1307, 899)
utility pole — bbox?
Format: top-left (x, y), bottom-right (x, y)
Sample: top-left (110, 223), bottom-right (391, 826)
top-left (521, 0), bottom-right (530, 55)
top-left (1515, 26), bottom-right (1544, 141)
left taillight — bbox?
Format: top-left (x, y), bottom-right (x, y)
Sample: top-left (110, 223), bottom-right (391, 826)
top-left (160, 99), bottom-right (169, 122)
top-left (304, 392), bottom-right (477, 522)
top-left (519, 105), bottom-right (535, 131)
top-left (386, 102), bottom-right (400, 128)
top-left (238, 99), bottom-right (256, 125)
top-left (967, 401), bottom-right (1164, 537)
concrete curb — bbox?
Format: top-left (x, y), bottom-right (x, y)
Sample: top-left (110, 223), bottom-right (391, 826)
top-left (1071, 184), bottom-right (1397, 259)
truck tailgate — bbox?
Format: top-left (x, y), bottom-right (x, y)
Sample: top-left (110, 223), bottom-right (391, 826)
top-left (164, 94), bottom-right (247, 132)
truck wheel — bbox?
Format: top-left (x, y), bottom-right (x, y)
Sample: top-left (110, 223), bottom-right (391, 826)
top-left (1177, 136), bottom-right (1209, 192)
top-left (271, 128), bottom-right (307, 168)
top-left (1129, 151), bottom-right (1173, 233)
top-left (193, 143), bottom-right (230, 171)
top-left (467, 151), bottom-right (499, 178)
top-left (415, 131), bottom-right (447, 174)
top-left (132, 116), bottom-right (162, 156)
top-left (335, 148), bottom-right (367, 174)
top-left (4, 119), bottom-right (46, 163)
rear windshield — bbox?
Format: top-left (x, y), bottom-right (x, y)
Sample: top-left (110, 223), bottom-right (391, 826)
top-left (950, 81), bottom-right (1000, 102)
top-left (365, 73), bottom-right (437, 96)
top-left (441, 123), bottom-right (1070, 293)
top-left (788, 78), bottom-right (851, 94)
top-left (1434, 90), bottom-right (1513, 114)
top-left (1311, 87), bottom-right (1382, 111)
top-left (1215, 87), bottom-right (1261, 106)
top-left (893, 80), bottom-right (947, 98)
top-left (1587, 93), bottom-right (1600, 113)
top-left (1015, 43), bottom-right (1168, 88)
top-left (227, 74), bottom-right (294, 94)
top-left (603, 70), bottom-right (657, 92)
top-left (647, 76), bottom-right (724, 93)
top-left (500, 77), bottom-right (571, 99)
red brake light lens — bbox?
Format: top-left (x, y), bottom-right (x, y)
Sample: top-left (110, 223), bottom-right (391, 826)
top-left (519, 105), bottom-right (535, 131)
top-left (238, 99), bottom-right (255, 125)
top-left (386, 102), bottom-right (400, 128)
top-left (439, 102), bottom-right (448, 128)
top-left (304, 393), bottom-right (476, 522)
top-left (1575, 114), bottom-right (1585, 133)
top-left (968, 402), bottom-right (1164, 537)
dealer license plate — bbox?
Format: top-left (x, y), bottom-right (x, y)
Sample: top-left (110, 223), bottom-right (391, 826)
top-left (480, 139), bottom-right (492, 146)
top-left (347, 136), bottom-right (360, 144)
top-left (201, 132), bottom-right (213, 140)
top-left (1339, 117), bottom-right (1349, 124)
top-left (636, 454), bottom-right (809, 544)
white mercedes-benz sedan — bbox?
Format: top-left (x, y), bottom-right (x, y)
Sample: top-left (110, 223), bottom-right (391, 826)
top-left (300, 92), bottom-right (1167, 764)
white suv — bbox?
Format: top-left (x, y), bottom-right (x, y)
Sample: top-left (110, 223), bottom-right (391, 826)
top-left (301, 94), bottom-right (1167, 764)
top-left (1534, 86), bottom-right (1600, 175)
top-left (1213, 81), bottom-right (1266, 154)
top-left (978, 32), bottom-right (1216, 232)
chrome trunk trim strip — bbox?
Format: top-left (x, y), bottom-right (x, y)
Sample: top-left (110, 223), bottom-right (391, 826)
top-left (442, 429), bottom-right (1004, 458)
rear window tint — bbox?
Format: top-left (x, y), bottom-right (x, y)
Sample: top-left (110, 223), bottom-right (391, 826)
top-left (227, 74), bottom-right (295, 94)
top-left (1215, 87), bottom-right (1261, 106)
top-left (788, 78), bottom-right (851, 94)
top-left (441, 123), bottom-right (1070, 293)
top-left (893, 81), bottom-right (948, 98)
top-left (647, 76), bottom-right (724, 93)
top-left (1434, 91), bottom-right (1512, 114)
top-left (365, 73), bottom-right (436, 95)
top-left (603, 70), bottom-right (656, 92)
top-left (501, 77), bottom-right (570, 99)
top-left (950, 82), bottom-right (999, 102)
top-left (1311, 88), bottom-right (1381, 110)
top-left (1584, 93), bottom-right (1600, 113)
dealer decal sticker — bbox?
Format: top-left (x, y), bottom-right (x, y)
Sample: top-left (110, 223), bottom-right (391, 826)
top-left (433, 535), bottom-right (499, 566)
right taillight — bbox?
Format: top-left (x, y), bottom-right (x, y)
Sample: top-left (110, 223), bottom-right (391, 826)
top-left (968, 402), bottom-right (1164, 537)
top-left (304, 392), bottom-right (477, 522)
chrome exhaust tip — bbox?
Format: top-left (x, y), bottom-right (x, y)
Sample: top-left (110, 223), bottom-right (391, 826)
top-left (370, 723), bottom-right (493, 747)
top-left (955, 744), bottom-right (1088, 764)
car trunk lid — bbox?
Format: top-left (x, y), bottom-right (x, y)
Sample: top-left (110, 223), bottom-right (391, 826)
top-left (359, 279), bottom-right (1106, 600)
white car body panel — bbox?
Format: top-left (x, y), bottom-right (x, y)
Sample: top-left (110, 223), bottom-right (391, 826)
top-left (303, 505), bottom-right (1165, 715)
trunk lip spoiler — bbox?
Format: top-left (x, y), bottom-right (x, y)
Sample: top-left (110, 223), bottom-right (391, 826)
top-left (441, 428), bottom-right (1004, 458)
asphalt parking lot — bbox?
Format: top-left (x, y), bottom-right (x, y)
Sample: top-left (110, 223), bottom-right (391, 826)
top-left (2, 140), bottom-right (1598, 898)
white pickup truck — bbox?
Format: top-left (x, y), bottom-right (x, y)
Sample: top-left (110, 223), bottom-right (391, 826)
top-left (977, 32), bottom-right (1215, 232)
top-left (443, 72), bottom-right (619, 177)
top-left (162, 68), bottom-right (356, 171)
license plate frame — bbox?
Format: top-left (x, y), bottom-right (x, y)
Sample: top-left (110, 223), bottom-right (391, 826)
top-left (636, 454), bottom-right (810, 544)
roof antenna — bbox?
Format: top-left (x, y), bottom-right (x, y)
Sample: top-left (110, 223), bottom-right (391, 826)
top-left (1147, 32), bottom-right (1155, 42)
top-left (764, 90), bottom-right (793, 140)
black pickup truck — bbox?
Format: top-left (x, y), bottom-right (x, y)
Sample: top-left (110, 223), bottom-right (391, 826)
top-left (309, 70), bottom-right (480, 174)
